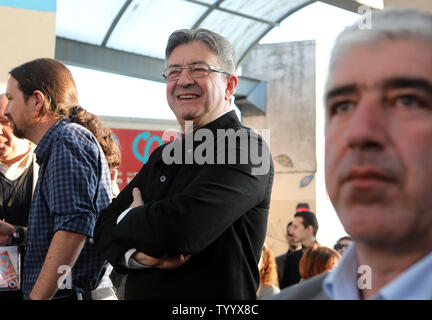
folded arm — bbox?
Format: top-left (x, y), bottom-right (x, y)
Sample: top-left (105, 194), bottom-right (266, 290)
top-left (120, 188), bottom-right (191, 269)
top-left (114, 162), bottom-right (270, 257)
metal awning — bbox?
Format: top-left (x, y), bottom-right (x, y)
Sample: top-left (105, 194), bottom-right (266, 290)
top-left (55, 0), bottom-right (379, 114)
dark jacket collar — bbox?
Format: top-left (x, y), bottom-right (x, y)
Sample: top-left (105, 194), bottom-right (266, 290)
top-left (184, 110), bottom-right (241, 137)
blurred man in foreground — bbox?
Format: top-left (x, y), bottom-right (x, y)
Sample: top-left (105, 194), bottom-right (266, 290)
top-left (273, 7), bottom-right (432, 300)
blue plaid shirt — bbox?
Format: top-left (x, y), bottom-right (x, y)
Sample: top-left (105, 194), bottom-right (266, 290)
top-left (22, 118), bottom-right (112, 297)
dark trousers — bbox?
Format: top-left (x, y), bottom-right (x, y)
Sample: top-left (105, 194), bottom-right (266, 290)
top-left (51, 289), bottom-right (93, 300)
top-left (0, 290), bottom-right (23, 300)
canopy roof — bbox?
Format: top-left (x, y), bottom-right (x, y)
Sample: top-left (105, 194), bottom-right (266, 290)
top-left (54, 0), bottom-right (377, 114)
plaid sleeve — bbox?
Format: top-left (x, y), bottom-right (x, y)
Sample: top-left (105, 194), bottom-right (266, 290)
top-left (45, 131), bottom-right (101, 237)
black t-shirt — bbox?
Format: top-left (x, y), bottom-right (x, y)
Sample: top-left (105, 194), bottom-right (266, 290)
top-left (279, 249), bottom-right (304, 289)
top-left (0, 163), bottom-right (34, 227)
top-left (0, 163), bottom-right (33, 300)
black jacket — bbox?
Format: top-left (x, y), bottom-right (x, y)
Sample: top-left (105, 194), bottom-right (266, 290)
top-left (279, 249), bottom-right (303, 289)
top-left (94, 111), bottom-right (274, 299)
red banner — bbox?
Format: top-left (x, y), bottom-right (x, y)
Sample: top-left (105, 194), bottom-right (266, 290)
top-left (110, 128), bottom-right (176, 190)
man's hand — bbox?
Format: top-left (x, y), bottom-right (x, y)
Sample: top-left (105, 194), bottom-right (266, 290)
top-left (128, 188), bottom-right (191, 269)
top-left (132, 251), bottom-right (191, 270)
top-left (129, 187), bottom-right (144, 209)
top-left (0, 220), bottom-right (15, 245)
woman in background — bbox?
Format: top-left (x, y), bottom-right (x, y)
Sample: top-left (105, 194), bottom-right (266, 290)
top-left (299, 243), bottom-right (340, 281)
top-left (257, 244), bottom-right (280, 299)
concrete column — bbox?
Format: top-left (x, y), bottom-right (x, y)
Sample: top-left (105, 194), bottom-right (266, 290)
top-left (384, 0), bottom-right (432, 12)
top-left (240, 41), bottom-right (317, 255)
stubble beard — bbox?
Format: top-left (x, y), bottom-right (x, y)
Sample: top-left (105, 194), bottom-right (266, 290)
top-left (11, 122), bottom-right (26, 140)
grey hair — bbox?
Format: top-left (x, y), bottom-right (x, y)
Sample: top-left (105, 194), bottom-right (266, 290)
top-left (329, 7), bottom-right (432, 76)
top-left (165, 28), bottom-right (236, 74)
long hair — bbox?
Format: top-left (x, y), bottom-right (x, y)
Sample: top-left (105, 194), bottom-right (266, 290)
top-left (299, 244), bottom-right (340, 280)
top-left (9, 58), bottom-right (79, 119)
top-left (259, 245), bottom-right (279, 287)
top-left (68, 106), bottom-right (121, 170)
top-left (10, 58), bottom-right (121, 170)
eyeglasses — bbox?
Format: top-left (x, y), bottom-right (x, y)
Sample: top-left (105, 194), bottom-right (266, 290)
top-left (162, 63), bottom-right (230, 81)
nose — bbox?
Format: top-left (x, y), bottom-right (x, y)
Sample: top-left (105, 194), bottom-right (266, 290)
top-left (4, 102), bottom-right (11, 117)
top-left (176, 68), bottom-right (195, 87)
top-left (345, 94), bottom-right (388, 150)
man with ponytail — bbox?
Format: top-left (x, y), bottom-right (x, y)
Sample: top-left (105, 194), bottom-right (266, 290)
top-left (4, 58), bottom-right (112, 300)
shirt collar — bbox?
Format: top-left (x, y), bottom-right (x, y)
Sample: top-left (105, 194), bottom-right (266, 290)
top-left (34, 118), bottom-right (69, 165)
top-left (323, 243), bottom-right (361, 300)
top-left (0, 145), bottom-right (33, 180)
top-left (323, 243), bottom-right (432, 300)
top-left (376, 251), bottom-right (432, 300)
top-left (177, 107), bottom-right (234, 137)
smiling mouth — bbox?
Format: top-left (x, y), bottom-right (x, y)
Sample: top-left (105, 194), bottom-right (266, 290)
top-left (177, 94), bottom-right (200, 100)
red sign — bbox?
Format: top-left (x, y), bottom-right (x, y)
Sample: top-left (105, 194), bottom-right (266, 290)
top-left (110, 128), bottom-right (176, 190)
top-left (0, 250), bottom-right (19, 290)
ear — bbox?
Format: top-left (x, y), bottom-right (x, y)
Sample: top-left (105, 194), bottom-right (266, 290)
top-left (225, 74), bottom-right (238, 101)
top-left (31, 90), bottom-right (45, 114)
top-left (306, 225), bottom-right (314, 235)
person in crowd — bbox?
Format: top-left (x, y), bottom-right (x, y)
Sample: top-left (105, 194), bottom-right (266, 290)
top-left (295, 203), bottom-right (310, 212)
top-left (273, 8), bottom-right (432, 300)
top-left (299, 243), bottom-right (340, 281)
top-left (279, 210), bottom-right (319, 289)
top-left (275, 221), bottom-right (301, 284)
top-left (67, 107), bottom-right (121, 197)
top-left (333, 236), bottom-right (352, 255)
top-left (257, 244), bottom-right (280, 299)
top-left (94, 28), bottom-right (274, 300)
top-left (3, 58), bottom-right (112, 300)
top-left (0, 93), bottom-right (38, 300)
top-left (275, 203), bottom-right (307, 286)
top-left (67, 107), bottom-right (121, 300)
top-left (0, 95), bottom-right (120, 300)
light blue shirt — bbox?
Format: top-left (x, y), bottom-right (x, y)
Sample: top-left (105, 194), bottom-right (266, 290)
top-left (323, 244), bottom-right (432, 300)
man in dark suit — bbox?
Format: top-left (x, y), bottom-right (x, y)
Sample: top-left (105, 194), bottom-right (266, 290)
top-left (275, 202), bottom-right (309, 287)
top-left (273, 8), bottom-right (432, 300)
top-left (275, 221), bottom-right (301, 286)
top-left (94, 28), bottom-right (274, 300)
top-left (276, 203), bottom-right (309, 289)
top-left (278, 210), bottom-right (318, 289)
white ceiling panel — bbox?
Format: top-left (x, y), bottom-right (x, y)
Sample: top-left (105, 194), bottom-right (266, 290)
top-left (107, 0), bottom-right (207, 58)
top-left (199, 10), bottom-right (269, 64)
top-left (220, 0), bottom-right (309, 21)
top-left (56, 0), bottom-right (127, 45)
